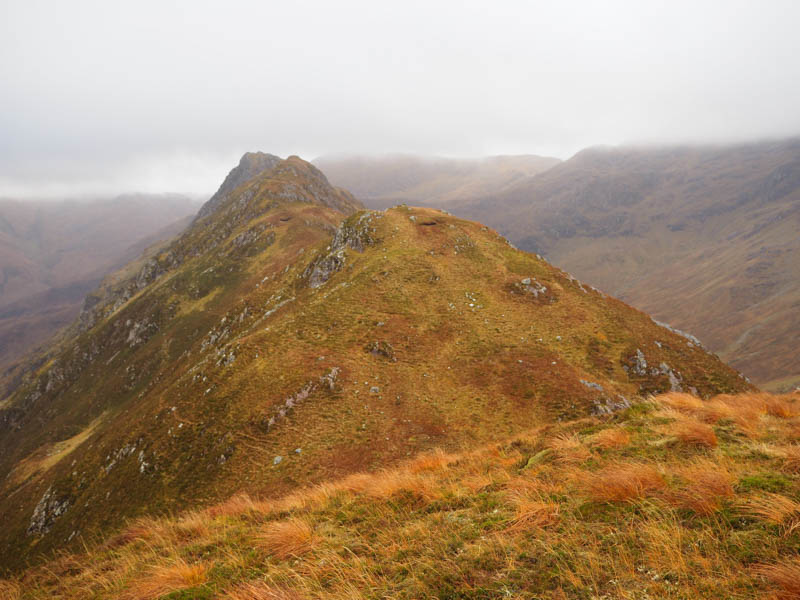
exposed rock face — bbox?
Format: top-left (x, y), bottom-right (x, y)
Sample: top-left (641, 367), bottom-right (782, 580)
top-left (27, 487), bottom-right (71, 536)
top-left (196, 152), bottom-right (282, 220)
top-left (622, 348), bottom-right (691, 395)
top-left (630, 349), bottom-right (648, 376)
top-left (305, 212), bottom-right (380, 288)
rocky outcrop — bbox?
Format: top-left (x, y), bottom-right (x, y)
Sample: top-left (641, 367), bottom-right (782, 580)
top-left (651, 318), bottom-right (704, 348)
top-left (27, 486), bottom-right (72, 536)
top-left (259, 367), bottom-right (340, 432)
top-left (305, 212), bottom-right (380, 288)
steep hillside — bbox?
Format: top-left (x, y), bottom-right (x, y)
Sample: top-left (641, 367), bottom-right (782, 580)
top-left (0, 154), bottom-right (748, 571)
top-left (3, 390), bottom-right (799, 599)
top-left (449, 140), bottom-right (800, 391)
top-left (314, 154), bottom-right (560, 209)
top-left (0, 194), bottom-right (200, 369)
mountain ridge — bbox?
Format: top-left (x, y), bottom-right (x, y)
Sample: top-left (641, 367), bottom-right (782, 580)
top-left (0, 154), bottom-right (749, 572)
top-left (327, 140), bottom-right (800, 391)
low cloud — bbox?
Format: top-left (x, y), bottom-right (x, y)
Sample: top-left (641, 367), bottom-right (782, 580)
top-left (2, 0), bottom-right (799, 198)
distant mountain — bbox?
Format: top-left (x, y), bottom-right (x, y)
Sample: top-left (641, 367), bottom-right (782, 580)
top-left (0, 154), bottom-right (747, 570)
top-left (445, 140), bottom-right (800, 391)
top-left (314, 153), bottom-right (561, 209)
top-left (0, 194), bottom-right (200, 370)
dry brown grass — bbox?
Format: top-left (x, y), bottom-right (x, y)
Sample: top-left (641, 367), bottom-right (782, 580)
top-left (656, 392), bottom-right (767, 437)
top-left (105, 516), bottom-right (173, 550)
top-left (223, 581), bottom-right (306, 599)
top-left (256, 518), bottom-right (315, 559)
top-left (206, 493), bottom-right (269, 518)
top-left (105, 524), bottom-right (155, 549)
top-left (587, 427), bottom-right (630, 450)
top-left (503, 475), bottom-right (548, 498)
top-left (776, 444), bottom-right (800, 473)
top-left (0, 579), bottom-right (21, 600)
top-left (764, 395), bottom-right (799, 419)
top-left (754, 557), bottom-right (800, 599)
top-left (338, 468), bottom-right (439, 502)
top-left (580, 462), bottom-right (665, 503)
top-left (507, 498), bottom-right (560, 531)
top-left (740, 493), bottom-right (800, 535)
top-left (667, 417), bottom-right (718, 447)
top-left (638, 510), bottom-right (689, 577)
top-left (174, 510), bottom-right (212, 539)
top-left (461, 472), bottom-right (495, 493)
top-left (10, 391), bottom-right (800, 600)
top-left (367, 471), bottom-right (436, 500)
top-left (278, 482), bottom-right (341, 512)
top-left (408, 448), bottom-right (457, 472)
top-left (548, 433), bottom-right (591, 463)
top-left (123, 559), bottom-right (209, 600)
top-left (658, 392), bottom-right (706, 414)
top-left (671, 459), bottom-right (734, 514)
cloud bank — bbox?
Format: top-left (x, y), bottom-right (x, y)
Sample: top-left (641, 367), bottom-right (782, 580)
top-left (2, 0), bottom-right (799, 197)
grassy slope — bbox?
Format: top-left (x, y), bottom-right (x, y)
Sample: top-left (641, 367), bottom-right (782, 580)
top-left (446, 141), bottom-right (800, 391)
top-left (0, 159), bottom-right (750, 572)
top-left (2, 390), bottom-right (799, 599)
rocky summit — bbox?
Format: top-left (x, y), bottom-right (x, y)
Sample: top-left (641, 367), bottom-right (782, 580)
top-left (0, 154), bottom-right (750, 571)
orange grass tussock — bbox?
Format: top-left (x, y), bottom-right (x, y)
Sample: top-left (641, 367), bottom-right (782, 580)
top-left (776, 444), bottom-right (800, 473)
top-left (408, 448), bottom-right (459, 472)
top-left (123, 560), bottom-right (209, 600)
top-left (105, 520), bottom-right (160, 549)
top-left (339, 468), bottom-right (438, 501)
top-left (657, 391), bottom-right (799, 433)
top-left (665, 415), bottom-right (718, 447)
top-left (206, 493), bottom-right (263, 518)
top-left (580, 462), bottom-right (666, 503)
top-left (548, 433), bottom-right (591, 463)
top-left (256, 518), bottom-right (315, 559)
top-left (764, 395), bottom-right (800, 419)
top-left (740, 493), bottom-right (800, 535)
top-left (223, 581), bottom-right (307, 600)
top-left (587, 427), bottom-right (630, 450)
top-left (754, 557), bottom-right (800, 600)
top-left (670, 459), bottom-right (734, 514)
top-left (506, 498), bottom-right (560, 531)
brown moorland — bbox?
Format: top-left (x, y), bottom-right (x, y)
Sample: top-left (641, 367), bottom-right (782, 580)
top-left (0, 154), bottom-right (749, 572)
top-left (2, 390), bottom-right (798, 599)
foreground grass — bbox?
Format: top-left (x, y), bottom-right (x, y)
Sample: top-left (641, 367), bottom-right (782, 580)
top-left (4, 391), bottom-right (799, 599)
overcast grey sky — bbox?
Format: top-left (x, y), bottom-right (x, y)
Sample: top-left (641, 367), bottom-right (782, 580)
top-left (2, 0), bottom-right (799, 198)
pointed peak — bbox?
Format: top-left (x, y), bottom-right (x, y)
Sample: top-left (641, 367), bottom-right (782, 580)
top-left (238, 151), bottom-right (282, 170)
top-left (196, 151), bottom-right (282, 220)
top-left (194, 152), bottom-right (363, 226)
